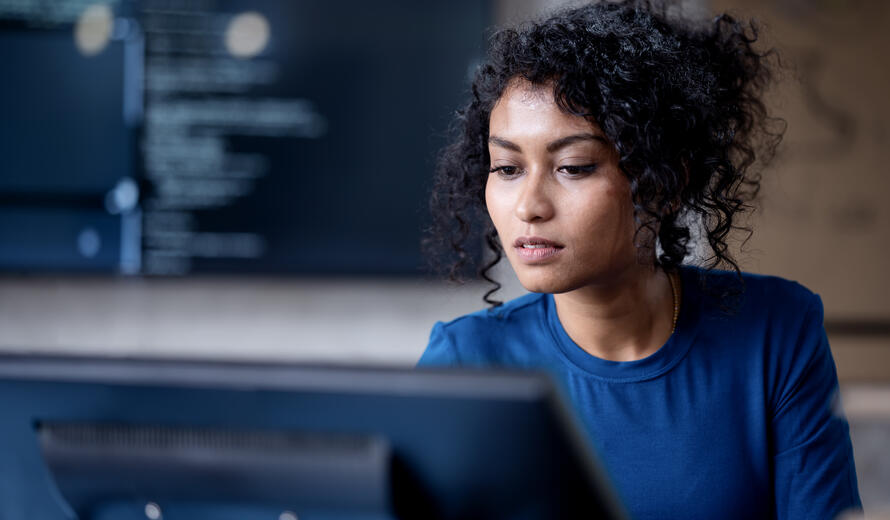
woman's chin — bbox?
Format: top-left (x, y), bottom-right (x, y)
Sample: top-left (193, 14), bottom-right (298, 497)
top-left (515, 273), bottom-right (578, 295)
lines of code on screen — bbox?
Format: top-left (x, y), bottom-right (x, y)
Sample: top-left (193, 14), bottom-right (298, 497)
top-left (0, 0), bottom-right (489, 275)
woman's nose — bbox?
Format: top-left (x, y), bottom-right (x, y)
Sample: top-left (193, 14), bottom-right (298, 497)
top-left (514, 170), bottom-right (555, 222)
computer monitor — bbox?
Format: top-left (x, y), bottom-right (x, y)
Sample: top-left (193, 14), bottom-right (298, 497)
top-left (0, 0), bottom-right (490, 276)
top-left (0, 353), bottom-right (627, 519)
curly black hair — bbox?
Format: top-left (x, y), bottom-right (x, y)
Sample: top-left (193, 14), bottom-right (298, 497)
top-left (425, 0), bottom-right (784, 307)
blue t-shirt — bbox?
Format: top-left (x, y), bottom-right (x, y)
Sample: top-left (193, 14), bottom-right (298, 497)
top-left (417, 266), bottom-right (861, 519)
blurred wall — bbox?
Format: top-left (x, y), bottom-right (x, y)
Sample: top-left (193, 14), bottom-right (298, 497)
top-left (709, 0), bottom-right (890, 381)
top-left (0, 275), bottom-right (517, 365)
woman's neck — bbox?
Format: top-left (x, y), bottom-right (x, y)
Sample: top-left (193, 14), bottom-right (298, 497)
top-left (552, 264), bottom-right (675, 362)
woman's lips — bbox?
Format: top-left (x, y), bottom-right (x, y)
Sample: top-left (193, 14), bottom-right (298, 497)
top-left (513, 236), bottom-right (564, 263)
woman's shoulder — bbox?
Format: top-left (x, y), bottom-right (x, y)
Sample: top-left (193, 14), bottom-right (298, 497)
top-left (441, 291), bottom-right (546, 329)
top-left (417, 292), bottom-right (550, 367)
top-left (683, 265), bottom-right (827, 367)
top-left (681, 265), bottom-right (827, 363)
top-left (682, 264), bottom-right (821, 314)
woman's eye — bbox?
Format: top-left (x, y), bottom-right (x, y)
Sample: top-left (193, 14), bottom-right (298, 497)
top-left (558, 164), bottom-right (598, 176)
top-left (489, 165), bottom-right (520, 177)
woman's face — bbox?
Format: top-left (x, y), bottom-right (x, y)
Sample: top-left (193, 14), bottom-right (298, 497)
top-left (485, 79), bottom-right (643, 294)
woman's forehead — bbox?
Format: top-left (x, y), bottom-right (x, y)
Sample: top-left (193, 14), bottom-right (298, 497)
top-left (490, 79), bottom-right (599, 136)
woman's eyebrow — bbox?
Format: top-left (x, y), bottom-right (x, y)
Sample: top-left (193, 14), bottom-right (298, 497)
top-left (488, 133), bottom-right (606, 153)
top-left (488, 135), bottom-right (522, 152)
top-left (546, 133), bottom-right (606, 153)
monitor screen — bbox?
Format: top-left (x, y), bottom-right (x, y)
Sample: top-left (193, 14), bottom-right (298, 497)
top-left (0, 0), bottom-right (490, 276)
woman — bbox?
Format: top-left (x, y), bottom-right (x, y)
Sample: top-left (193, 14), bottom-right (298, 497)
top-left (417, 1), bottom-right (862, 518)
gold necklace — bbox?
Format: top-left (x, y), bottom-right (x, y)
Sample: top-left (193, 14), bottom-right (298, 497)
top-left (667, 270), bottom-right (681, 334)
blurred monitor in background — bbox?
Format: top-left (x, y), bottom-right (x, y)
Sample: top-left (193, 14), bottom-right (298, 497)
top-left (0, 0), bottom-right (490, 276)
top-left (0, 2), bottom-right (138, 273)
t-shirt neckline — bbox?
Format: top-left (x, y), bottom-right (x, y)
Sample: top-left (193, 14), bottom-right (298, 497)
top-left (543, 265), bottom-right (701, 382)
